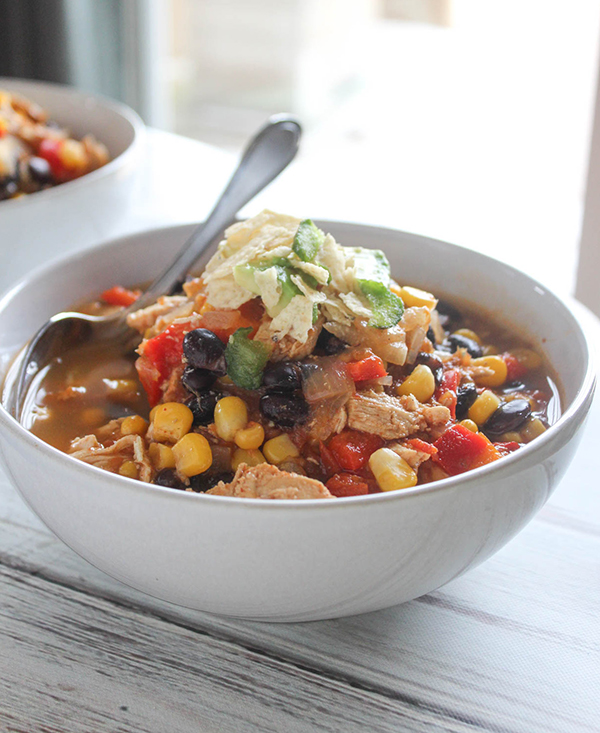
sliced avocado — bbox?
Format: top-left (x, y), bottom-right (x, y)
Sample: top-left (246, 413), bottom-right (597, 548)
top-left (233, 263), bottom-right (262, 295)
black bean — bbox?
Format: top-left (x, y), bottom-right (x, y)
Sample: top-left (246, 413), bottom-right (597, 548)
top-left (455, 382), bottom-right (478, 420)
top-left (28, 156), bottom-right (52, 183)
top-left (435, 299), bottom-right (462, 331)
top-left (503, 380), bottom-right (527, 393)
top-left (154, 468), bottom-right (186, 490)
top-left (414, 352), bottom-right (444, 385)
top-left (0, 178), bottom-right (18, 200)
top-left (189, 471), bottom-right (234, 493)
top-left (183, 328), bottom-right (226, 373)
top-left (483, 399), bottom-right (532, 436)
top-left (426, 326), bottom-right (437, 345)
top-left (181, 365), bottom-right (217, 394)
top-left (186, 390), bottom-right (221, 426)
top-left (262, 362), bottom-right (302, 392)
top-left (446, 333), bottom-right (483, 359)
top-left (315, 328), bottom-right (346, 355)
top-left (260, 393), bottom-right (309, 428)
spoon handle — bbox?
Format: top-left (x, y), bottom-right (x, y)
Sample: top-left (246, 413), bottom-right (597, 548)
top-left (130, 114), bottom-right (301, 313)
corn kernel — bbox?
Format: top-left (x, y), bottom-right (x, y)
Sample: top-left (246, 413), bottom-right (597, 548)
top-left (119, 460), bottom-right (138, 479)
top-left (121, 415), bottom-right (148, 436)
top-left (149, 405), bottom-right (160, 422)
top-left (396, 364), bottom-right (435, 403)
top-left (459, 419), bottom-right (479, 433)
top-left (500, 432), bottom-right (522, 443)
top-left (453, 328), bottom-right (482, 345)
top-left (172, 433), bottom-right (212, 477)
top-left (468, 390), bottom-right (501, 425)
top-left (214, 396), bottom-right (248, 442)
top-left (471, 356), bottom-right (508, 387)
top-left (262, 434), bottom-right (299, 465)
top-left (522, 417), bottom-right (547, 442)
top-left (152, 402), bottom-right (194, 443)
top-left (234, 421), bottom-right (265, 450)
top-left (60, 139), bottom-right (87, 170)
top-left (399, 286), bottom-right (437, 309)
top-left (148, 442), bottom-right (176, 470)
top-left (80, 406), bottom-right (106, 427)
top-left (369, 448), bottom-right (417, 492)
top-left (511, 347), bottom-right (542, 371)
top-left (232, 448), bottom-right (266, 471)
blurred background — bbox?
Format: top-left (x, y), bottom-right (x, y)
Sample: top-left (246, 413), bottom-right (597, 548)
top-left (1, 0), bottom-right (600, 305)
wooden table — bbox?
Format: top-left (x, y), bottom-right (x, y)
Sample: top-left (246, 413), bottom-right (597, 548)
top-left (1, 130), bottom-right (599, 733)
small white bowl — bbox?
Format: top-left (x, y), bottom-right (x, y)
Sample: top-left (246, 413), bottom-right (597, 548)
top-left (0, 222), bottom-right (595, 621)
top-left (0, 78), bottom-right (145, 293)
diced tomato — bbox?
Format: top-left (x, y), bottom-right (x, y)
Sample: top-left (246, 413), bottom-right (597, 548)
top-left (437, 368), bottom-right (460, 396)
top-left (432, 424), bottom-right (500, 476)
top-left (346, 354), bottom-right (387, 382)
top-left (38, 138), bottom-right (68, 181)
top-left (405, 437), bottom-right (438, 456)
top-left (503, 352), bottom-right (528, 381)
top-left (196, 300), bottom-right (263, 343)
top-left (494, 441), bottom-right (521, 456)
top-left (326, 473), bottom-right (369, 498)
top-left (328, 430), bottom-right (384, 472)
top-left (100, 285), bottom-right (141, 307)
top-left (319, 441), bottom-right (341, 477)
top-left (136, 321), bottom-right (192, 406)
top-left (134, 354), bottom-right (163, 407)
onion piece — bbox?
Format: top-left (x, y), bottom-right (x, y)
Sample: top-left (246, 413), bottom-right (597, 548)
top-left (406, 326), bottom-right (427, 364)
top-left (302, 357), bottom-right (355, 404)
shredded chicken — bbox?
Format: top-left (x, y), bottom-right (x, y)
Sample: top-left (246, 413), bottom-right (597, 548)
top-left (347, 391), bottom-right (451, 440)
top-left (347, 391), bottom-right (427, 439)
top-left (388, 441), bottom-right (433, 471)
top-left (254, 316), bottom-right (323, 361)
top-left (307, 400), bottom-right (348, 442)
top-left (69, 434), bottom-right (153, 482)
top-left (126, 295), bottom-right (190, 335)
top-left (207, 463), bottom-right (333, 500)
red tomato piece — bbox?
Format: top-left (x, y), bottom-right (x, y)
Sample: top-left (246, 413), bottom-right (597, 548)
top-left (328, 430), bottom-right (384, 472)
top-left (326, 473), bottom-right (369, 498)
top-left (432, 424), bottom-right (500, 476)
top-left (136, 321), bottom-right (192, 406)
top-left (503, 352), bottom-right (528, 381)
top-left (100, 285), bottom-right (141, 307)
top-left (494, 441), bottom-right (521, 456)
top-left (346, 354), bottom-right (387, 382)
top-left (134, 355), bottom-right (162, 407)
top-left (437, 368), bottom-right (460, 396)
top-left (405, 437), bottom-right (438, 456)
top-left (319, 441), bottom-right (341, 477)
top-left (38, 138), bottom-right (67, 181)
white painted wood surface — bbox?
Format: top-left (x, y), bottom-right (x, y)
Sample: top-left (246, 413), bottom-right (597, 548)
top-left (1, 130), bottom-right (599, 732)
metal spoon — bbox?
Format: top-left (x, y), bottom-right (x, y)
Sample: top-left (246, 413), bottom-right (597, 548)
top-left (6, 114), bottom-right (302, 422)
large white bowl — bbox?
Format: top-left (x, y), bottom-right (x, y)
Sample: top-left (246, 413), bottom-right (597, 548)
top-left (0, 78), bottom-right (145, 292)
top-left (0, 222), bottom-right (595, 621)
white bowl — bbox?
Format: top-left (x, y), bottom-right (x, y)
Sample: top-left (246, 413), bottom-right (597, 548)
top-left (0, 222), bottom-right (595, 621)
top-left (0, 78), bottom-right (145, 293)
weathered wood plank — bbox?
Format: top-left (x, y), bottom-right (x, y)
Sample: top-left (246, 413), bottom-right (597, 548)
top-left (0, 564), bottom-right (479, 733)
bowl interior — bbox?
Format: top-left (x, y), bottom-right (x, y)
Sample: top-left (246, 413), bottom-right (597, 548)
top-left (0, 221), bottom-right (590, 415)
top-left (0, 77), bottom-right (139, 160)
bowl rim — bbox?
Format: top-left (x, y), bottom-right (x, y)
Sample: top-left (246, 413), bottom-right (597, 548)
top-left (0, 77), bottom-right (145, 210)
top-left (0, 220), bottom-right (596, 510)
